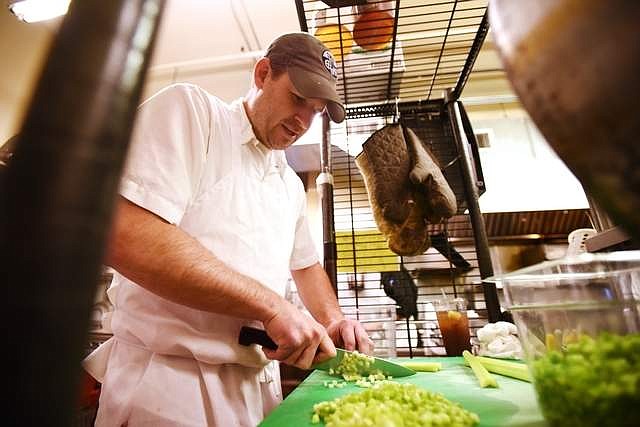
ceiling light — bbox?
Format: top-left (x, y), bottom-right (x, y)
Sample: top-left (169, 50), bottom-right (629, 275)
top-left (8, 0), bottom-right (71, 23)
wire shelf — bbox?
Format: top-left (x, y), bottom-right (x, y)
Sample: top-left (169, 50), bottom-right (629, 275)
top-left (296, 0), bottom-right (489, 107)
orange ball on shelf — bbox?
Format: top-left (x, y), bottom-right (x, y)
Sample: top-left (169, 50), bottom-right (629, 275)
top-left (353, 10), bottom-right (395, 52)
top-left (314, 24), bottom-right (353, 62)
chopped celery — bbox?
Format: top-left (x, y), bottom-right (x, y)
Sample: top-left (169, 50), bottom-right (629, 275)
top-left (462, 350), bottom-right (498, 388)
top-left (312, 382), bottom-right (479, 426)
top-left (469, 356), bottom-right (531, 382)
top-left (532, 333), bottom-right (640, 427)
top-left (328, 350), bottom-right (389, 387)
top-left (331, 350), bottom-right (375, 380)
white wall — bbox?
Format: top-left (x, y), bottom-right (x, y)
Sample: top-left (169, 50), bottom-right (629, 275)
top-left (0, 10), bottom-right (56, 144)
top-left (466, 103), bottom-right (589, 213)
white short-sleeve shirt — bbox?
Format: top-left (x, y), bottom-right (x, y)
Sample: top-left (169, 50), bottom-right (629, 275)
top-left (121, 83), bottom-right (318, 270)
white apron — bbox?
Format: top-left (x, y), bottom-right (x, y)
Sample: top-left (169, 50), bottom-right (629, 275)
top-left (85, 126), bottom-right (299, 426)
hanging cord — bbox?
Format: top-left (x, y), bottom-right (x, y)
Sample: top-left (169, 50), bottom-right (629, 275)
top-left (230, 0), bottom-right (255, 51)
top-left (394, 96), bottom-right (400, 124)
top-left (441, 155), bottom-right (459, 171)
top-left (399, 257), bottom-right (414, 358)
top-left (443, 220), bottom-right (457, 299)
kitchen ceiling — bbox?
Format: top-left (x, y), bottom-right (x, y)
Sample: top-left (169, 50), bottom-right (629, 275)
top-left (0, 0), bottom-right (514, 144)
top-left (150, 0), bottom-right (300, 65)
top-left (141, 0), bottom-right (303, 100)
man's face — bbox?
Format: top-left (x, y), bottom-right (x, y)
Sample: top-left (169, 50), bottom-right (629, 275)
top-left (252, 67), bottom-right (328, 150)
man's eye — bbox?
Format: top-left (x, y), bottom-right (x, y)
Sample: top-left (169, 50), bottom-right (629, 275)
top-left (291, 92), bottom-right (305, 103)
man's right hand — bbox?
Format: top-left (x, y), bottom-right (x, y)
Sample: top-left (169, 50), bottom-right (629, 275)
top-left (261, 300), bottom-right (336, 369)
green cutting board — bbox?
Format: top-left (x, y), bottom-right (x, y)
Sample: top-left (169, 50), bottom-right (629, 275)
top-left (260, 357), bottom-right (547, 426)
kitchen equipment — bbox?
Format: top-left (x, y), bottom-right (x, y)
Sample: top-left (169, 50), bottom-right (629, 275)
top-left (238, 326), bottom-right (416, 377)
top-left (260, 357), bottom-right (546, 427)
top-left (489, 0), bottom-right (640, 241)
top-left (489, 251), bottom-right (640, 426)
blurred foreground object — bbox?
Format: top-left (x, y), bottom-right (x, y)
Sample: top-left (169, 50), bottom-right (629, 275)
top-left (489, 0), bottom-right (640, 241)
top-left (3, 1), bottom-right (165, 425)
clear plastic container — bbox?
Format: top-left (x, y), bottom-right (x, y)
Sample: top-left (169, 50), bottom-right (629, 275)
top-left (489, 251), bottom-right (640, 427)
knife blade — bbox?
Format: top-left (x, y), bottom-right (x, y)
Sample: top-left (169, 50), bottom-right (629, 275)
top-left (238, 326), bottom-right (416, 378)
top-left (311, 348), bottom-right (416, 378)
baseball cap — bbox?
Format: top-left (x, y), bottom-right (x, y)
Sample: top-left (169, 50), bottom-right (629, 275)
top-left (265, 32), bottom-right (346, 123)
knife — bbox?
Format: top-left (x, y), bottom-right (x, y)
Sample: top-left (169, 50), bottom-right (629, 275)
top-left (238, 326), bottom-right (416, 378)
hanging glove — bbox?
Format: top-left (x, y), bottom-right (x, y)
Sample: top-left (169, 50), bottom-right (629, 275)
top-left (355, 124), bottom-right (413, 229)
top-left (403, 126), bottom-right (457, 223)
top-left (356, 124), bottom-right (431, 255)
top-left (387, 195), bottom-right (431, 256)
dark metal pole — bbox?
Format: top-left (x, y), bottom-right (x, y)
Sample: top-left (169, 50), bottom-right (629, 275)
top-left (445, 94), bottom-right (501, 322)
top-left (3, 1), bottom-right (165, 425)
top-left (451, 10), bottom-right (489, 100)
top-left (317, 113), bottom-right (338, 294)
top-left (295, 0), bottom-right (309, 32)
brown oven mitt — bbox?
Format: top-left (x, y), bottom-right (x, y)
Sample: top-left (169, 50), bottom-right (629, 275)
top-left (355, 124), bottom-right (413, 230)
top-left (355, 124), bottom-right (430, 256)
top-left (387, 191), bottom-right (431, 255)
top-left (403, 126), bottom-right (457, 223)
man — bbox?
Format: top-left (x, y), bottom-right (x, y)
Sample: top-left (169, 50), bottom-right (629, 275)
top-left (83, 32), bottom-right (373, 426)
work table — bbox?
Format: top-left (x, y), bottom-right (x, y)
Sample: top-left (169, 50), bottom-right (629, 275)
top-left (262, 357), bottom-right (546, 426)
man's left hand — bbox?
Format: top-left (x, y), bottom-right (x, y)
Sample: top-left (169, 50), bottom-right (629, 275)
top-left (325, 318), bottom-right (374, 355)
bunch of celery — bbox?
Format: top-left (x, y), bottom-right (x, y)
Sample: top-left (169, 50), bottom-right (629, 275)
top-left (463, 354), bottom-right (531, 382)
top-left (462, 351), bottom-right (498, 388)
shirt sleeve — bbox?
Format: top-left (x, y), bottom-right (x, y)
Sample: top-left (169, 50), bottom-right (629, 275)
top-left (289, 174), bottom-right (320, 271)
top-left (120, 84), bottom-right (211, 224)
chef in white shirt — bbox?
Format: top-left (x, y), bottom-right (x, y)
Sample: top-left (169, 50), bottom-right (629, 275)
top-left (83, 32), bottom-right (373, 426)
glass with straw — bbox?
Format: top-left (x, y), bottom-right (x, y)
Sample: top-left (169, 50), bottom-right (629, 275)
top-left (434, 289), bottom-right (471, 356)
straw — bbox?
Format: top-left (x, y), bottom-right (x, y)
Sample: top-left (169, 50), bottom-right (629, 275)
top-left (441, 288), bottom-right (448, 299)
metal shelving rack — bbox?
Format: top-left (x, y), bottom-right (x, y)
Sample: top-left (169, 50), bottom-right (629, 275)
top-left (295, 0), bottom-right (499, 357)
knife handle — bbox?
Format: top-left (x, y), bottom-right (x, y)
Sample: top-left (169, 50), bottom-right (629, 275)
top-left (238, 326), bottom-right (278, 350)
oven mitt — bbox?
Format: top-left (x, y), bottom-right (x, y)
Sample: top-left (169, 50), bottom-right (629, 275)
top-left (355, 124), bottom-right (413, 230)
top-left (403, 126), bottom-right (457, 223)
top-left (356, 124), bottom-right (430, 256)
top-left (387, 191), bottom-right (431, 255)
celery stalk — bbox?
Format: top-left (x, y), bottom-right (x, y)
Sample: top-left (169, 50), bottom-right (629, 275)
top-left (472, 356), bottom-right (531, 382)
top-left (463, 350), bottom-right (499, 388)
top-left (398, 361), bottom-right (442, 372)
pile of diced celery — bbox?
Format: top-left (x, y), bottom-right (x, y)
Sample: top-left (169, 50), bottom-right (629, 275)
top-left (326, 350), bottom-right (391, 387)
top-left (329, 351), bottom-right (376, 380)
top-left (312, 382), bottom-right (479, 426)
top-left (532, 332), bottom-right (640, 427)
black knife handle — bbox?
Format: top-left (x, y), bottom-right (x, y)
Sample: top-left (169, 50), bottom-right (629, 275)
top-left (238, 326), bottom-right (278, 350)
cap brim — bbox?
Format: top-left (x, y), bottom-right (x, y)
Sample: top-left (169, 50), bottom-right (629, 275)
top-left (288, 66), bottom-right (345, 123)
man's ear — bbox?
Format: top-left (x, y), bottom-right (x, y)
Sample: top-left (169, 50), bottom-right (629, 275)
top-left (254, 58), bottom-right (271, 90)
